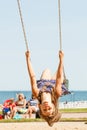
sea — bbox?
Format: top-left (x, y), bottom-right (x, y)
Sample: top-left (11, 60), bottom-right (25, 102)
top-left (0, 90), bottom-right (87, 104)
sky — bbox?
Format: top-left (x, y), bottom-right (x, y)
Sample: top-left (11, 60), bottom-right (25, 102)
top-left (0, 0), bottom-right (87, 91)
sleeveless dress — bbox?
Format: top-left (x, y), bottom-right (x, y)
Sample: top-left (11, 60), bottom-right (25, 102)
top-left (36, 79), bottom-right (71, 105)
top-left (36, 79), bottom-right (68, 126)
top-left (37, 79), bottom-right (70, 95)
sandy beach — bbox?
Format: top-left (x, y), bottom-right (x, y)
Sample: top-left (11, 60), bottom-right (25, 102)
top-left (0, 106), bottom-right (87, 130)
top-left (0, 101), bottom-right (87, 130)
top-left (0, 122), bottom-right (87, 130)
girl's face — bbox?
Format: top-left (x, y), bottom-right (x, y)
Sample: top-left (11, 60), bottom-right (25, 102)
top-left (40, 101), bottom-right (55, 116)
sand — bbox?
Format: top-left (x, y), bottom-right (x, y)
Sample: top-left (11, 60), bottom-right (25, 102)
top-left (0, 122), bottom-right (87, 130)
top-left (0, 105), bottom-right (87, 130)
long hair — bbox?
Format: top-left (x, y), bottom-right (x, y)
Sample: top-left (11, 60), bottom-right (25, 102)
top-left (39, 107), bottom-right (61, 127)
top-left (38, 87), bottom-right (61, 127)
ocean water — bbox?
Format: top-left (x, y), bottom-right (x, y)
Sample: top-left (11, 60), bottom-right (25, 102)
top-left (0, 91), bottom-right (31, 104)
top-left (0, 90), bottom-right (87, 104)
top-left (59, 91), bottom-right (87, 102)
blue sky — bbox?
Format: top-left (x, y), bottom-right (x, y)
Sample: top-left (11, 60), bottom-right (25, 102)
top-left (0, 0), bottom-right (87, 91)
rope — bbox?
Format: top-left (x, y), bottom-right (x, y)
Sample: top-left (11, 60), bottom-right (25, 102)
top-left (17, 0), bottom-right (29, 51)
top-left (58, 0), bottom-right (66, 80)
top-left (58, 0), bottom-right (62, 51)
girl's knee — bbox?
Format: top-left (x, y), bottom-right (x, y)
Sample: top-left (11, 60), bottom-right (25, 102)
top-left (40, 68), bottom-right (51, 80)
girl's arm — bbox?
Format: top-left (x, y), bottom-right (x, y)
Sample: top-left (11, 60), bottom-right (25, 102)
top-left (25, 51), bottom-right (39, 97)
top-left (55, 51), bottom-right (64, 98)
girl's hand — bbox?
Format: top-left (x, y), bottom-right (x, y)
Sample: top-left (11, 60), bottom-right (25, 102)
top-left (59, 51), bottom-right (64, 61)
top-left (25, 51), bottom-right (30, 59)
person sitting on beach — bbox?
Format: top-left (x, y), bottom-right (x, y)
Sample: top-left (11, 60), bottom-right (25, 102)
top-left (25, 51), bottom-right (70, 126)
top-left (12, 93), bottom-right (27, 117)
top-left (15, 93), bottom-right (26, 108)
top-left (2, 98), bottom-right (16, 119)
top-left (26, 95), bottom-right (39, 118)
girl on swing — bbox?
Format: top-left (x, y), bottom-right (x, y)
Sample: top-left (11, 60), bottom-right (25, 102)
top-left (25, 50), bottom-right (69, 126)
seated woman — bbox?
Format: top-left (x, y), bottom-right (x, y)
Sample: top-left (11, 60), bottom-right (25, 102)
top-left (16, 93), bottom-right (26, 108)
top-left (12, 93), bottom-right (27, 118)
top-left (25, 51), bottom-right (70, 126)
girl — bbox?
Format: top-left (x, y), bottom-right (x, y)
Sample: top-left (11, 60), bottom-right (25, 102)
top-left (25, 51), bottom-right (68, 126)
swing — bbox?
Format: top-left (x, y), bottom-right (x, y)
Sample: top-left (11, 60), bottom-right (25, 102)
top-left (58, 0), bottom-right (69, 90)
top-left (17, 0), bottom-right (29, 51)
top-left (17, 0), bottom-right (69, 90)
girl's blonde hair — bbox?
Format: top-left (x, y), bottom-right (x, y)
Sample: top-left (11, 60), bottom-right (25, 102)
top-left (38, 87), bottom-right (61, 126)
top-left (17, 93), bottom-right (24, 99)
top-left (39, 107), bottom-right (61, 127)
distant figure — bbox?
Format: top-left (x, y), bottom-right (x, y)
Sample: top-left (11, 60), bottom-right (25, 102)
top-left (26, 95), bottom-right (39, 118)
top-left (12, 93), bottom-right (27, 117)
top-left (3, 98), bottom-right (16, 119)
top-left (15, 93), bottom-right (26, 108)
top-left (25, 51), bottom-right (69, 126)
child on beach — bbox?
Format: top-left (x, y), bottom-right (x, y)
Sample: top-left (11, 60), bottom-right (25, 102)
top-left (25, 51), bottom-right (69, 126)
top-left (3, 98), bottom-right (16, 119)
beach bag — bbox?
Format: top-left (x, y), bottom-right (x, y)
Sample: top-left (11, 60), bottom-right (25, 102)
top-left (0, 114), bottom-right (4, 119)
top-left (18, 108), bottom-right (27, 114)
top-left (13, 113), bottom-right (22, 119)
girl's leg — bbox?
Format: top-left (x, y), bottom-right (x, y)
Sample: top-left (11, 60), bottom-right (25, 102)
top-left (51, 71), bottom-right (57, 80)
top-left (51, 71), bottom-right (63, 83)
top-left (40, 68), bottom-right (51, 80)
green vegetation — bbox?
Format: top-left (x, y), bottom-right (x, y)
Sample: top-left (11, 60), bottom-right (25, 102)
top-left (60, 118), bottom-right (87, 122)
top-left (0, 108), bottom-right (87, 114)
top-left (0, 111), bottom-right (2, 114)
top-left (0, 118), bottom-right (87, 123)
top-left (0, 108), bottom-right (87, 123)
top-left (59, 108), bottom-right (87, 113)
top-left (0, 118), bottom-right (43, 123)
